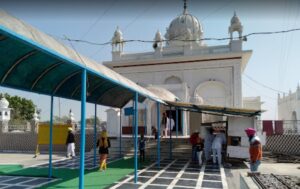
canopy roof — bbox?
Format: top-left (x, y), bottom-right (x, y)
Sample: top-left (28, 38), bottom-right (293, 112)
top-left (0, 11), bottom-right (163, 108)
top-left (146, 85), bottom-right (179, 102)
top-left (166, 101), bottom-right (262, 117)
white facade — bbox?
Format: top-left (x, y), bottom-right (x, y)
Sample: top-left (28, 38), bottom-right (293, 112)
top-left (0, 97), bottom-right (11, 121)
top-left (104, 5), bottom-right (259, 136)
top-left (278, 85), bottom-right (300, 131)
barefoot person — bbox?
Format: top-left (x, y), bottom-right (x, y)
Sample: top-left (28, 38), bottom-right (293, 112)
top-left (97, 128), bottom-right (111, 171)
top-left (66, 127), bottom-right (75, 158)
top-left (245, 128), bottom-right (262, 172)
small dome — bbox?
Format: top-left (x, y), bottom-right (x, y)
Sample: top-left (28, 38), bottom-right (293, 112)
top-left (33, 109), bottom-right (39, 121)
top-left (231, 12), bottom-right (241, 25)
top-left (165, 11), bottom-right (203, 46)
top-left (0, 97), bottom-right (9, 108)
top-left (112, 26), bottom-right (123, 44)
top-left (154, 30), bottom-right (163, 42)
top-left (193, 94), bottom-right (204, 105)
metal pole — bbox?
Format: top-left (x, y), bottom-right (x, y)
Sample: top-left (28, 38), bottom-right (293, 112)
top-left (93, 103), bottom-right (97, 168)
top-left (119, 108), bottom-right (122, 158)
top-left (169, 106), bottom-right (172, 160)
top-left (156, 102), bottom-right (160, 168)
top-left (48, 95), bottom-right (54, 178)
top-left (134, 92), bottom-right (139, 183)
top-left (181, 110), bottom-right (184, 136)
top-left (176, 108), bottom-right (178, 138)
top-left (144, 104), bottom-right (147, 135)
top-left (79, 69), bottom-right (87, 189)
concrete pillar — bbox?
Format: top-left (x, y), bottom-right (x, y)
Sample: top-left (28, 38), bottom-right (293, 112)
top-left (0, 121), bottom-right (8, 133)
top-left (106, 108), bottom-right (120, 137)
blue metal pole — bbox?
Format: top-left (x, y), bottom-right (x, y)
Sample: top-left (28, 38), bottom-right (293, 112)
top-left (79, 69), bottom-right (87, 189)
top-left (176, 108), bottom-right (178, 138)
top-left (169, 106), bottom-right (172, 160)
top-left (134, 92), bottom-right (139, 183)
top-left (144, 104), bottom-right (147, 135)
top-left (93, 103), bottom-right (97, 168)
top-left (181, 110), bottom-right (184, 136)
top-left (119, 108), bottom-right (122, 158)
top-left (48, 95), bottom-right (54, 178)
top-left (156, 102), bottom-right (160, 168)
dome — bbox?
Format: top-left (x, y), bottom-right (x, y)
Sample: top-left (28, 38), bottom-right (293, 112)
top-left (112, 26), bottom-right (123, 44)
top-left (231, 12), bottom-right (241, 25)
top-left (165, 10), bottom-right (203, 45)
top-left (0, 97), bottom-right (9, 108)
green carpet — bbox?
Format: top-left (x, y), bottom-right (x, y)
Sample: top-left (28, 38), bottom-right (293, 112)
top-left (0, 158), bottom-right (151, 189)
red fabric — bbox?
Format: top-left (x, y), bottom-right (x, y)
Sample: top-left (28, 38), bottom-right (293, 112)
top-left (274, 120), bottom-right (283, 135)
top-left (245, 128), bottom-right (256, 136)
top-left (249, 140), bottom-right (262, 162)
top-left (262, 120), bottom-right (273, 136)
top-left (190, 133), bottom-right (199, 145)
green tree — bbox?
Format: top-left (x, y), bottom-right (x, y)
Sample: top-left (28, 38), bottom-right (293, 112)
top-left (53, 115), bottom-right (69, 123)
top-left (81, 116), bottom-right (101, 126)
top-left (0, 93), bottom-right (36, 121)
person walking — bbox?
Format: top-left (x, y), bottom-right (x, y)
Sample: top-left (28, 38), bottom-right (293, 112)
top-left (97, 129), bottom-right (111, 171)
top-left (190, 130), bottom-right (200, 162)
top-left (204, 128), bottom-right (214, 162)
top-left (245, 128), bottom-right (262, 172)
top-left (211, 128), bottom-right (226, 166)
top-left (161, 112), bottom-right (167, 137)
top-left (66, 127), bottom-right (75, 158)
top-left (166, 113), bottom-right (175, 136)
top-left (139, 133), bottom-right (146, 162)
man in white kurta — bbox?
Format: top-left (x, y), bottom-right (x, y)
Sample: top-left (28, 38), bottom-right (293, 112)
top-left (166, 116), bottom-right (175, 136)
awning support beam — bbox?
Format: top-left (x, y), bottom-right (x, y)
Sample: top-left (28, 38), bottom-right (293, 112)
top-left (79, 69), bottom-right (87, 189)
top-left (134, 92), bottom-right (139, 183)
top-left (156, 102), bottom-right (160, 168)
top-left (48, 95), bottom-right (54, 178)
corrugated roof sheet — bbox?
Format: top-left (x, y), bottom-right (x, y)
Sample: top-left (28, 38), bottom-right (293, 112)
top-left (166, 101), bottom-right (262, 117)
top-left (0, 11), bottom-right (164, 107)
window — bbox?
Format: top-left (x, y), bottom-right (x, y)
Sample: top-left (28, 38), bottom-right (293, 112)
top-left (0, 112), bottom-right (2, 116)
top-left (5, 111), bottom-right (8, 116)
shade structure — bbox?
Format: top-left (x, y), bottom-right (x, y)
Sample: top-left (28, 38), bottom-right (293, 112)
top-left (0, 11), bottom-right (163, 108)
top-left (146, 85), bottom-right (179, 102)
top-left (166, 101), bottom-right (262, 117)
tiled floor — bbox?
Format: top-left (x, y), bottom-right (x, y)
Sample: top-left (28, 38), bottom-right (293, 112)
top-left (109, 159), bottom-right (228, 189)
top-left (35, 154), bottom-right (119, 170)
top-left (0, 175), bottom-right (57, 189)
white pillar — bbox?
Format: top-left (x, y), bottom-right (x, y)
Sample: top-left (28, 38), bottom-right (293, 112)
top-left (106, 108), bottom-right (120, 137)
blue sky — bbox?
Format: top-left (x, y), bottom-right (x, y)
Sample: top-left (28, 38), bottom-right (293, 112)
top-left (1, 0), bottom-right (299, 121)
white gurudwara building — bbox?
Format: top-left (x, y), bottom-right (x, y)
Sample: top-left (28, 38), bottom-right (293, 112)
top-left (278, 85), bottom-right (300, 131)
top-left (0, 97), bottom-right (11, 122)
top-left (103, 3), bottom-right (261, 137)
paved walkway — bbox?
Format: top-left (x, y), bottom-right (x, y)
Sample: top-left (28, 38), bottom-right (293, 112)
top-left (34, 154), bottom-right (121, 170)
top-left (109, 159), bottom-right (228, 189)
top-left (0, 175), bottom-right (57, 189)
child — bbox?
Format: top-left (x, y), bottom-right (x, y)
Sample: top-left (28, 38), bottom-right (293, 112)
top-left (139, 133), bottom-right (146, 162)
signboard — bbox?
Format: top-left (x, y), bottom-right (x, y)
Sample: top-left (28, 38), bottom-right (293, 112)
top-left (38, 124), bottom-right (71, 145)
top-left (124, 107), bottom-right (134, 116)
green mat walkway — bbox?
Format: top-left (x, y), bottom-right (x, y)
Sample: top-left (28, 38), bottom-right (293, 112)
top-left (0, 158), bottom-right (151, 189)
